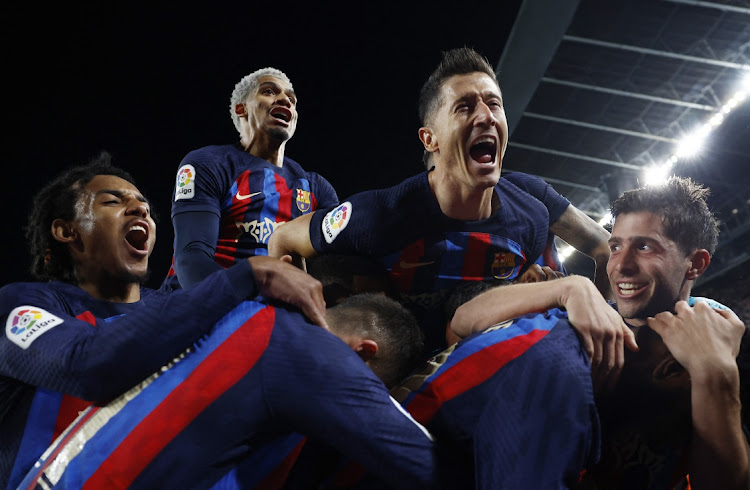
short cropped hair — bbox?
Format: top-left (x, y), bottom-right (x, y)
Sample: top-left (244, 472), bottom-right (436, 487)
top-left (418, 47), bottom-right (499, 126)
top-left (229, 67), bottom-right (293, 134)
top-left (610, 176), bottom-right (719, 256)
top-left (24, 152), bottom-right (138, 283)
top-left (306, 254), bottom-right (395, 305)
top-left (328, 293), bottom-right (424, 388)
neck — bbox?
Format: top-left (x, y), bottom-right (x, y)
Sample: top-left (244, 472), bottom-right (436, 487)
top-left (622, 287), bottom-right (694, 327)
top-left (240, 135), bottom-right (285, 167)
top-left (428, 169), bottom-right (496, 220)
top-left (75, 272), bottom-right (141, 303)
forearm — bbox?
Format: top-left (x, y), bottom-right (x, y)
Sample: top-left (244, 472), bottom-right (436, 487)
top-left (172, 211), bottom-right (222, 289)
top-left (451, 277), bottom-right (582, 337)
top-left (689, 364), bottom-right (750, 489)
top-left (175, 245), bottom-right (224, 289)
top-left (591, 244), bottom-right (614, 301)
top-left (550, 206), bottom-right (612, 299)
top-left (268, 213), bottom-right (317, 259)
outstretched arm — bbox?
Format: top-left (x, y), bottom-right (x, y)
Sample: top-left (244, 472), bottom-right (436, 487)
top-left (648, 301), bottom-right (749, 490)
top-left (550, 205), bottom-right (613, 300)
top-left (0, 256), bottom-right (328, 401)
top-left (452, 275), bottom-right (636, 392)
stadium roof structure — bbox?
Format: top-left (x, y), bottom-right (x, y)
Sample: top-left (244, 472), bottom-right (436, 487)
top-left (494, 0), bottom-right (750, 285)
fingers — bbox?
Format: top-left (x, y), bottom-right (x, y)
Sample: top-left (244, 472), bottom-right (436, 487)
top-left (518, 264), bottom-right (564, 283)
top-left (540, 266), bottom-right (564, 281)
top-left (623, 321), bottom-right (639, 352)
top-left (280, 255), bottom-right (293, 264)
top-left (303, 302), bottom-right (330, 331)
top-left (607, 329), bottom-right (625, 392)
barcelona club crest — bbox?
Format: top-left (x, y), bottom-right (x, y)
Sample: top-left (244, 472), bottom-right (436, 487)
top-left (491, 251), bottom-right (517, 280)
top-left (296, 189), bottom-right (311, 212)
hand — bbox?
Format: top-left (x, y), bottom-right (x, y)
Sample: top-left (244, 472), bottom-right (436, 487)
top-left (518, 264), bottom-right (565, 283)
top-left (248, 255), bottom-right (329, 330)
top-left (647, 301), bottom-right (745, 380)
top-left (562, 276), bottom-right (638, 393)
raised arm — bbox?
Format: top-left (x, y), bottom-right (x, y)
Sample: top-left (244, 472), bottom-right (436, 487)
top-left (550, 205), bottom-right (613, 300)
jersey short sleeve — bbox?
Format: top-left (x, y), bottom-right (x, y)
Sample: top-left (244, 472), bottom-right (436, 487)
top-left (171, 146), bottom-right (235, 218)
top-left (503, 171), bottom-right (571, 223)
top-left (307, 171), bottom-right (339, 209)
top-left (309, 173), bottom-right (438, 256)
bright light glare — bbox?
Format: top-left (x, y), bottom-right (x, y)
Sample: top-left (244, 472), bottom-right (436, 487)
top-left (558, 245), bottom-right (575, 263)
top-left (674, 132), bottom-right (706, 158)
top-left (644, 165), bottom-right (673, 186)
top-left (597, 211), bottom-right (612, 227)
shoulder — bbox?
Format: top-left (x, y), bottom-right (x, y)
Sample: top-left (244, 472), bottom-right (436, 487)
top-left (0, 281), bottom-right (79, 315)
top-left (265, 308), bottom-right (370, 376)
top-left (179, 145), bottom-right (241, 170)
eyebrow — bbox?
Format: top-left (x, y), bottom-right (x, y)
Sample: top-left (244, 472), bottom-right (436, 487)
top-left (259, 81), bottom-right (297, 99)
top-left (608, 235), bottom-right (660, 245)
top-left (97, 189), bottom-right (150, 205)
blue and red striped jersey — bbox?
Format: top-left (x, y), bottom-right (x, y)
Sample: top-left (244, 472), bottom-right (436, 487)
top-left (309, 171), bottom-right (568, 351)
top-left (393, 308), bottom-right (600, 489)
top-left (503, 170), bottom-right (571, 274)
top-left (1, 261), bottom-right (259, 490)
top-left (20, 302), bottom-right (438, 490)
top-left (162, 144), bottom-right (338, 290)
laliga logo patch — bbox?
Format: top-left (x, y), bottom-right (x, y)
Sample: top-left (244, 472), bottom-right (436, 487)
top-left (491, 251), bottom-right (518, 280)
top-left (296, 188), bottom-right (311, 212)
top-left (6, 306), bottom-right (64, 349)
top-left (175, 164), bottom-right (196, 201)
top-left (322, 201), bottom-right (351, 244)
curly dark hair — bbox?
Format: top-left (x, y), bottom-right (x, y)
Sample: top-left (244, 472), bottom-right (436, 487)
top-left (24, 151), bottom-right (138, 282)
top-left (610, 176), bottom-right (719, 256)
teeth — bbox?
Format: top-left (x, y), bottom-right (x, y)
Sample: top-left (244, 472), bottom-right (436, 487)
top-left (618, 283), bottom-right (642, 295)
top-left (130, 225), bottom-right (146, 233)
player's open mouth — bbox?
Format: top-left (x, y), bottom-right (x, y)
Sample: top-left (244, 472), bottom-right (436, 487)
top-left (617, 282), bottom-right (646, 296)
top-left (125, 224), bottom-right (149, 252)
top-left (469, 137), bottom-right (497, 164)
top-left (270, 107), bottom-right (292, 123)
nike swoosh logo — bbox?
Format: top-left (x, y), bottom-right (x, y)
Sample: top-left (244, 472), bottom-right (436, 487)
top-left (399, 260), bottom-right (436, 269)
top-left (236, 191), bottom-right (263, 200)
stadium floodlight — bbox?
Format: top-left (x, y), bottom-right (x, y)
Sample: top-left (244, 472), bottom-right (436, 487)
top-left (674, 131), bottom-right (707, 159)
top-left (640, 65), bottom-right (750, 188)
top-left (644, 163), bottom-right (673, 187)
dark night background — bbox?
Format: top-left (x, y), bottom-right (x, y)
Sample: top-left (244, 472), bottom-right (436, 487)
top-left (5, 3), bottom-right (523, 289)
top-left (5, 3), bottom-right (747, 299)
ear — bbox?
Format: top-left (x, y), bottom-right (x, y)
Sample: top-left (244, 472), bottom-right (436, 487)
top-left (685, 249), bottom-right (710, 280)
top-left (354, 339), bottom-right (379, 363)
top-left (234, 103), bottom-right (247, 117)
top-left (50, 219), bottom-right (78, 244)
top-left (418, 127), bottom-right (438, 153)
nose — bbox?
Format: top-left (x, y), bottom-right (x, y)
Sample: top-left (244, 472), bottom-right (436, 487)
top-left (275, 93), bottom-right (292, 108)
top-left (126, 199), bottom-right (149, 219)
top-left (474, 100), bottom-right (497, 127)
top-left (612, 246), bottom-right (638, 275)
